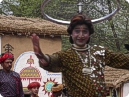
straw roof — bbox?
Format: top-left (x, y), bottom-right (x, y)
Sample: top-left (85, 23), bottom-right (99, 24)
top-left (105, 66), bottom-right (129, 88)
top-left (0, 15), bottom-right (68, 36)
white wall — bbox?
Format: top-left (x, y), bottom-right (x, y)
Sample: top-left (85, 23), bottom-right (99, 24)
top-left (14, 51), bottom-right (62, 97)
top-left (123, 82), bottom-right (129, 97)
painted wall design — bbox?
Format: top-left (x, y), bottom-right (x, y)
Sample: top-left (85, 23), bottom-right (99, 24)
top-left (14, 51), bottom-right (62, 97)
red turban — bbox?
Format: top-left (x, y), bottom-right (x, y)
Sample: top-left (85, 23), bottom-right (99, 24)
top-left (0, 52), bottom-right (14, 64)
top-left (27, 82), bottom-right (41, 90)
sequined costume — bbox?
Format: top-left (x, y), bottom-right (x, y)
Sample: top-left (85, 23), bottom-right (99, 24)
top-left (39, 45), bottom-right (129, 97)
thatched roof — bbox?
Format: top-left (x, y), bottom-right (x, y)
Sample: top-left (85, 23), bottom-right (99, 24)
top-left (105, 66), bottom-right (129, 88)
top-left (0, 15), bottom-right (68, 36)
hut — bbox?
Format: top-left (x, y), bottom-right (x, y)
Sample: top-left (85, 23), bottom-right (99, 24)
top-left (105, 66), bottom-right (129, 97)
top-left (0, 14), bottom-right (67, 67)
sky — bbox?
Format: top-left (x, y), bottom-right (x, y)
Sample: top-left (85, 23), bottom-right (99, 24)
top-left (126, 0), bottom-right (129, 3)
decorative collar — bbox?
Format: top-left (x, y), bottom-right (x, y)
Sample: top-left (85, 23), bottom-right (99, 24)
top-left (72, 44), bottom-right (90, 51)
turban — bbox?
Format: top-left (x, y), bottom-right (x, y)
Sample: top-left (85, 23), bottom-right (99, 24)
top-left (27, 82), bottom-right (41, 90)
top-left (0, 52), bottom-right (14, 64)
top-left (51, 84), bottom-right (63, 92)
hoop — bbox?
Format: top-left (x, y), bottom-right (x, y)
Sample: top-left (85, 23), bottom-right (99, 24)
top-left (82, 0), bottom-right (93, 4)
top-left (41, 0), bottom-right (120, 25)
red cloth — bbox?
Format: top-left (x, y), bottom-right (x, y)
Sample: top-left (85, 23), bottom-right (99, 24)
top-left (27, 82), bottom-right (40, 90)
top-left (0, 52), bottom-right (14, 64)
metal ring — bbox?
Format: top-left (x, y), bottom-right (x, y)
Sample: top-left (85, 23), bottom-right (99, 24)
top-left (82, 0), bottom-right (93, 4)
top-left (41, 0), bottom-right (120, 25)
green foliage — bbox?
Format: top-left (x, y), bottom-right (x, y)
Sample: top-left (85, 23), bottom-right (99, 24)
top-left (0, 0), bottom-right (43, 18)
top-left (61, 35), bottom-right (71, 50)
top-left (43, 0), bottom-right (77, 20)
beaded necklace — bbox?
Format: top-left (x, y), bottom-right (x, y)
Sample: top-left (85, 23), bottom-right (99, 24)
top-left (72, 44), bottom-right (92, 75)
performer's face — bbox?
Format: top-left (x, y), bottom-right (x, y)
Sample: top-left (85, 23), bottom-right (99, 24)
top-left (71, 24), bottom-right (90, 47)
top-left (2, 59), bottom-right (13, 73)
top-left (30, 87), bottom-right (39, 95)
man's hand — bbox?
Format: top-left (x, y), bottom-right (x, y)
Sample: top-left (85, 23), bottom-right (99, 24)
top-left (30, 33), bottom-right (44, 59)
top-left (30, 33), bottom-right (49, 66)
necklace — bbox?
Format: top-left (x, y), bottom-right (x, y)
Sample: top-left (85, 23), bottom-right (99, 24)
top-left (72, 44), bottom-right (90, 51)
top-left (74, 45), bottom-right (92, 75)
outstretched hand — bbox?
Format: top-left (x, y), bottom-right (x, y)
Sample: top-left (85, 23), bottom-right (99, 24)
top-left (30, 33), bottom-right (44, 59)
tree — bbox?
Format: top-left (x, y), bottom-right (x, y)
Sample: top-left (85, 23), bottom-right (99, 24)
top-left (58, 0), bottom-right (129, 52)
top-left (0, 0), bottom-right (43, 17)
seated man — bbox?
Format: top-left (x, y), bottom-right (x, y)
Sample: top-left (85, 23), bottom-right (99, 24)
top-left (27, 82), bottom-right (40, 97)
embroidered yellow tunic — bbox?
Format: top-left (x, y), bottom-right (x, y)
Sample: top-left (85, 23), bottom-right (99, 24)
top-left (39, 45), bottom-right (129, 97)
